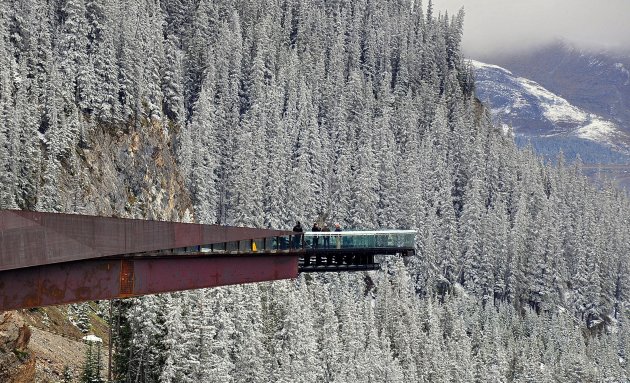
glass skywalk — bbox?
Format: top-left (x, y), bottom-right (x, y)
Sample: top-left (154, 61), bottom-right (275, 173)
top-left (302, 230), bottom-right (416, 250)
top-left (163, 230), bottom-right (416, 255)
top-left (155, 230), bottom-right (416, 273)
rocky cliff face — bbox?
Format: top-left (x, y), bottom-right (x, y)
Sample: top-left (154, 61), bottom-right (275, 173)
top-left (52, 117), bottom-right (194, 220)
top-left (0, 312), bottom-right (35, 383)
top-left (0, 114), bottom-right (193, 381)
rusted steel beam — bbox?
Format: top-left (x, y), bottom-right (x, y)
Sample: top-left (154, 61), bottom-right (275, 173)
top-left (0, 255), bottom-right (299, 311)
top-left (0, 210), bottom-right (293, 272)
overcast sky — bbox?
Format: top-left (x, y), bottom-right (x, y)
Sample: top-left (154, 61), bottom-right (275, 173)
top-left (431, 0), bottom-right (630, 58)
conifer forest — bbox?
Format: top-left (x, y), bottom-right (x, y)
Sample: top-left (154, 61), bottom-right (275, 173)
top-left (2, 0), bottom-right (630, 381)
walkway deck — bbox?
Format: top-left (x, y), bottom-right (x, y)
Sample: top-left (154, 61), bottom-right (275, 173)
top-left (155, 230), bottom-right (416, 272)
top-left (300, 230), bottom-right (416, 272)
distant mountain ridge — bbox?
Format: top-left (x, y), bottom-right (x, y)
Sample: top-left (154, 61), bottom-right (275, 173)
top-left (484, 41), bottom-right (630, 137)
top-left (471, 59), bottom-right (630, 150)
top-left (471, 43), bottom-right (630, 187)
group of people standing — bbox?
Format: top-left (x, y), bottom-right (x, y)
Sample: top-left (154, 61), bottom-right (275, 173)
top-left (292, 221), bottom-right (342, 248)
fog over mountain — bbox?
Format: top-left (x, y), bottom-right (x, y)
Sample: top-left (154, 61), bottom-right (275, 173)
top-left (432, 0), bottom-right (630, 58)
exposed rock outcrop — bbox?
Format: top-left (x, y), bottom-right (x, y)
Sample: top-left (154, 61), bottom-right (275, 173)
top-left (0, 312), bottom-right (35, 383)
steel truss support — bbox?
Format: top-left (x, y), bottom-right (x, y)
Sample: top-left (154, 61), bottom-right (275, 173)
top-left (0, 255), bottom-right (298, 311)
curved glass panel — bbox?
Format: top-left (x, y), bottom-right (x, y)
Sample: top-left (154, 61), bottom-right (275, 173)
top-left (162, 231), bottom-right (415, 254)
top-left (302, 230), bottom-right (416, 250)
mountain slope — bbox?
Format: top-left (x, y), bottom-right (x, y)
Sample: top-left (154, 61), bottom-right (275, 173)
top-left (484, 41), bottom-right (630, 134)
top-left (472, 58), bottom-right (630, 187)
top-left (472, 59), bottom-right (630, 174)
top-left (472, 60), bottom-right (629, 146)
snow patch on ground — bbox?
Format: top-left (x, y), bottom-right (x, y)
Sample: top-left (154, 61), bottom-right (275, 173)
top-left (588, 57), bottom-right (604, 67)
top-left (575, 120), bottom-right (618, 142)
top-left (518, 79), bottom-right (588, 123)
top-left (469, 59), bottom-right (514, 75)
top-left (512, 94), bottom-right (528, 109)
top-left (616, 63), bottom-right (630, 85)
top-left (500, 123), bottom-right (513, 136)
top-left (82, 334), bottom-right (102, 343)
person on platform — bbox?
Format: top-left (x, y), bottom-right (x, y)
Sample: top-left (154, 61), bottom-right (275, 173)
top-left (321, 223), bottom-right (331, 248)
top-left (292, 221), bottom-right (303, 249)
top-left (311, 222), bottom-right (321, 248)
top-left (334, 223), bottom-right (342, 250)
top-left (312, 222), bottom-right (322, 265)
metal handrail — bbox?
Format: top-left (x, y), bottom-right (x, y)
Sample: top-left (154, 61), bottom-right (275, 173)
top-left (302, 230), bottom-right (417, 236)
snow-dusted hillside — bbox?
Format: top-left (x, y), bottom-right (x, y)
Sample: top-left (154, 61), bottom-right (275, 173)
top-left (472, 60), bottom-right (630, 149)
top-left (484, 42), bottom-right (630, 136)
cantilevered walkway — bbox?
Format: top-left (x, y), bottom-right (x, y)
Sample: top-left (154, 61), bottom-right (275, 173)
top-left (0, 210), bottom-right (415, 311)
top-left (300, 230), bottom-right (416, 272)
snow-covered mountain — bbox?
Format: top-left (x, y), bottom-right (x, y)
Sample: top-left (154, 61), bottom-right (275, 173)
top-left (472, 59), bottom-right (630, 149)
top-left (471, 57), bottom-right (630, 180)
top-left (485, 41), bottom-right (630, 135)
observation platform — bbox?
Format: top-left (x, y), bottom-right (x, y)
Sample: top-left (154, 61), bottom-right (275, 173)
top-left (0, 210), bottom-right (415, 310)
top-left (301, 230), bottom-right (416, 272)
top-left (155, 230), bottom-right (416, 272)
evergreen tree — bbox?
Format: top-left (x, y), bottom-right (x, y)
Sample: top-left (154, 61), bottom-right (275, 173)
top-left (81, 336), bottom-right (104, 383)
top-left (188, 72), bottom-right (219, 224)
top-left (63, 365), bottom-right (74, 383)
top-left (58, 0), bottom-right (92, 111)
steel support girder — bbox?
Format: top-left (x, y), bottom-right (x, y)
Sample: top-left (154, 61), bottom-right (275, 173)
top-left (0, 255), bottom-right (298, 311)
top-left (0, 210), bottom-right (293, 272)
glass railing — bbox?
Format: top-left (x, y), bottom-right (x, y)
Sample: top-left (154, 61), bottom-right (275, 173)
top-left (154, 230), bottom-right (416, 255)
top-left (163, 234), bottom-right (302, 255)
top-left (302, 230), bottom-right (416, 250)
